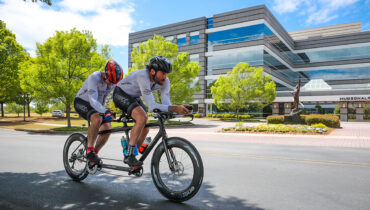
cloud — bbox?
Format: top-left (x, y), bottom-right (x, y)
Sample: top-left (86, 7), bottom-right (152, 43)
top-left (272, 0), bottom-right (303, 14)
top-left (273, 0), bottom-right (360, 25)
top-left (0, 0), bottom-right (135, 54)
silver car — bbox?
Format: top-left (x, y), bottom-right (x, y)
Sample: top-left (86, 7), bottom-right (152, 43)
top-left (52, 110), bottom-right (64, 117)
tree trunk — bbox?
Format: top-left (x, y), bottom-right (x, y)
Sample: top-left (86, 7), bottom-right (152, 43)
top-left (66, 101), bottom-right (71, 127)
top-left (27, 102), bottom-right (31, 117)
top-left (1, 103), bottom-right (4, 117)
top-left (236, 108), bottom-right (240, 121)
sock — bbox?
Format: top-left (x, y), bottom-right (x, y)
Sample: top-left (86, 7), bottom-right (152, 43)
top-left (87, 147), bottom-right (94, 154)
top-left (94, 149), bottom-right (99, 155)
top-left (127, 145), bottom-right (135, 156)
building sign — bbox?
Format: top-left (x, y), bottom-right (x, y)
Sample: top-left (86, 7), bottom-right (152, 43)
top-left (339, 96), bottom-right (370, 101)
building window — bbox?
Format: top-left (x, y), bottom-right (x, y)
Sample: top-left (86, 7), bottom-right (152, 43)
top-left (190, 54), bottom-right (199, 63)
top-left (207, 17), bottom-right (213, 29)
top-left (207, 48), bottom-right (263, 75)
top-left (208, 24), bottom-right (269, 47)
top-left (177, 34), bottom-right (187, 46)
top-left (190, 31), bottom-right (199, 45)
top-left (206, 80), bottom-right (216, 99)
top-left (132, 43), bottom-right (140, 51)
top-left (165, 36), bottom-right (174, 43)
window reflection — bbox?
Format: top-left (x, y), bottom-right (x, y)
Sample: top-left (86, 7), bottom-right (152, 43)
top-left (207, 49), bottom-right (263, 75)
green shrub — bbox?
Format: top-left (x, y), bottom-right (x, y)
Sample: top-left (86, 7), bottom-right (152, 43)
top-left (194, 113), bottom-right (201, 118)
top-left (206, 113), bottom-right (212, 118)
top-left (216, 114), bottom-right (224, 118)
top-left (147, 112), bottom-right (153, 117)
top-left (305, 114), bottom-right (340, 128)
top-left (267, 115), bottom-right (284, 124)
top-left (311, 123), bottom-right (328, 129)
top-left (224, 113), bottom-right (232, 118)
top-left (212, 114), bottom-right (217, 118)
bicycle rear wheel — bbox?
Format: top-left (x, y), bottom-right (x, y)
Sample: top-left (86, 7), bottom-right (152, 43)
top-left (63, 133), bottom-right (89, 181)
top-left (151, 137), bottom-right (203, 202)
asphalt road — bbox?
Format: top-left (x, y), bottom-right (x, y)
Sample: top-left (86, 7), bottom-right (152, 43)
top-left (0, 127), bottom-right (369, 210)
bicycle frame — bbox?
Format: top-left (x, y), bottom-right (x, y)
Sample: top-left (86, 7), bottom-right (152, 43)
top-left (97, 112), bottom-right (187, 171)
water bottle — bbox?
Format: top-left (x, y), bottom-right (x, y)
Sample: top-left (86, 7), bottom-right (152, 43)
top-left (139, 136), bottom-right (152, 154)
top-left (121, 137), bottom-right (138, 156)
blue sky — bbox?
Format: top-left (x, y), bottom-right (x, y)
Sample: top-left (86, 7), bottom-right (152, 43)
top-left (1, 0), bottom-right (370, 74)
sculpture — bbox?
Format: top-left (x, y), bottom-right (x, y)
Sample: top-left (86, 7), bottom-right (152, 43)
top-left (290, 78), bottom-right (304, 116)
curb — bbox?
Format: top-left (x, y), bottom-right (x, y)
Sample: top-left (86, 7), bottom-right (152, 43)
top-left (14, 128), bottom-right (88, 135)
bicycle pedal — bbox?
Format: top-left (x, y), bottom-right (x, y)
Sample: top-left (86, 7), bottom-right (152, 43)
top-left (87, 164), bottom-right (98, 174)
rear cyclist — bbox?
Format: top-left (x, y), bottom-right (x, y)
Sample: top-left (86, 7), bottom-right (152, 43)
top-left (74, 60), bottom-right (124, 167)
top-left (113, 56), bottom-right (192, 167)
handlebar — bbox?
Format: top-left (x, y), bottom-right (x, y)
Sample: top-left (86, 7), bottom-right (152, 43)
top-left (152, 109), bottom-right (194, 121)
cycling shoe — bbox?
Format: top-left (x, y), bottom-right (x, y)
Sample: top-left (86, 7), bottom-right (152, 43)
top-left (125, 155), bottom-right (143, 167)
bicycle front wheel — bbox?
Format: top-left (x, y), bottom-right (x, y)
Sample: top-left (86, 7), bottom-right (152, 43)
top-left (151, 137), bottom-right (203, 202)
top-left (63, 133), bottom-right (89, 181)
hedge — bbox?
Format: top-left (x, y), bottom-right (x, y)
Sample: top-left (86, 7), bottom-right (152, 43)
top-left (267, 114), bottom-right (340, 128)
top-left (305, 114), bottom-right (340, 128)
top-left (207, 113), bottom-right (252, 119)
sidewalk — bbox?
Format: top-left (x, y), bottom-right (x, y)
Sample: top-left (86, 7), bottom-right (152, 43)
top-left (162, 120), bottom-right (370, 148)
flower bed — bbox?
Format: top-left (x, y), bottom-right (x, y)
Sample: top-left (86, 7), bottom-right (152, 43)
top-left (222, 122), bottom-right (330, 134)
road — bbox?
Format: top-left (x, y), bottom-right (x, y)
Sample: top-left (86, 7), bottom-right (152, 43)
top-left (0, 124), bottom-right (369, 210)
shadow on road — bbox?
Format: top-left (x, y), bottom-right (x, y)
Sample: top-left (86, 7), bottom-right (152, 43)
top-left (0, 170), bottom-right (264, 210)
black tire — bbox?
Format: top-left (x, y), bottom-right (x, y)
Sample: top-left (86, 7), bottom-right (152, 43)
top-left (63, 133), bottom-right (89, 181)
top-left (151, 137), bottom-right (203, 202)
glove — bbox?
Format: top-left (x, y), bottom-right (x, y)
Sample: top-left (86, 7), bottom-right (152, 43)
top-left (104, 111), bottom-right (113, 122)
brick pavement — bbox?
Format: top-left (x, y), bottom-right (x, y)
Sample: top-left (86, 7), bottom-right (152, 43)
top-left (163, 121), bottom-right (370, 148)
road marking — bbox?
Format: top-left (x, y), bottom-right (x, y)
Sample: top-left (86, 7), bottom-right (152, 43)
top-left (203, 152), bottom-right (370, 167)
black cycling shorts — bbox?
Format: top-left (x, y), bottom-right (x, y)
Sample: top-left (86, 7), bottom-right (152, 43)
top-left (74, 97), bottom-right (108, 124)
top-left (113, 86), bottom-right (147, 116)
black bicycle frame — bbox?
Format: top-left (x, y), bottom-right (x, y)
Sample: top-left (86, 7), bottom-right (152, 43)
top-left (97, 115), bottom-right (174, 169)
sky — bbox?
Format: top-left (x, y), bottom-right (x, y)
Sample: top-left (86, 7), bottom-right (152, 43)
top-left (1, 0), bottom-right (370, 74)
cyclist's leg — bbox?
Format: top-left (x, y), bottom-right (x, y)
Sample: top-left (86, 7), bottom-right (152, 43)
top-left (135, 98), bottom-right (149, 148)
top-left (130, 106), bottom-right (148, 147)
top-left (88, 113), bottom-right (103, 149)
top-left (94, 122), bottom-right (112, 153)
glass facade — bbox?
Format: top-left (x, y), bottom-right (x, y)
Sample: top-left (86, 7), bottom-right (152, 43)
top-left (208, 24), bottom-right (271, 48)
top-left (207, 17), bottom-right (213, 29)
top-left (177, 34), bottom-right (186, 46)
top-left (303, 46), bottom-right (370, 63)
top-left (190, 34), bottom-right (199, 45)
top-left (207, 48), bottom-right (263, 75)
top-left (307, 67), bottom-right (370, 81)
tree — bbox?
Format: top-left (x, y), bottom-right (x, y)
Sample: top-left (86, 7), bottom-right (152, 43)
top-left (6, 103), bottom-right (23, 117)
top-left (31, 28), bottom-right (107, 127)
top-left (23, 0), bottom-right (52, 6)
top-left (130, 35), bottom-right (201, 104)
top-left (19, 57), bottom-right (37, 117)
top-left (34, 101), bottom-right (49, 116)
top-left (211, 63), bottom-right (276, 120)
top-left (0, 20), bottom-right (27, 117)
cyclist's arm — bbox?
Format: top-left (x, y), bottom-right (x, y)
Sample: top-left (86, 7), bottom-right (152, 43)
top-left (160, 78), bottom-right (171, 106)
top-left (87, 74), bottom-right (107, 114)
top-left (138, 76), bottom-right (170, 112)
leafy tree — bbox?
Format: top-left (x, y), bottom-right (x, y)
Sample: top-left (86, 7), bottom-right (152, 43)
top-left (23, 0), bottom-right (52, 6)
top-left (31, 28), bottom-right (107, 127)
top-left (34, 101), bottom-right (49, 116)
top-left (130, 35), bottom-right (201, 104)
top-left (211, 63), bottom-right (276, 120)
top-left (0, 20), bottom-right (27, 117)
top-left (6, 102), bottom-right (23, 117)
top-left (19, 57), bottom-right (37, 117)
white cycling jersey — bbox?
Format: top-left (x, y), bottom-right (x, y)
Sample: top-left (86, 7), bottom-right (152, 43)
top-left (116, 69), bottom-right (171, 112)
top-left (76, 71), bottom-right (116, 113)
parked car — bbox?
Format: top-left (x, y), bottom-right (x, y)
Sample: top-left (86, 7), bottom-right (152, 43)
top-left (52, 110), bottom-right (64, 117)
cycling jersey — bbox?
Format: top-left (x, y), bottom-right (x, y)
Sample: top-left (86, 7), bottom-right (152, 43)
top-left (76, 71), bottom-right (115, 113)
top-left (116, 69), bottom-right (171, 112)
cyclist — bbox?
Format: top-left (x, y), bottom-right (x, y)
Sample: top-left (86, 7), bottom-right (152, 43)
top-left (113, 56), bottom-right (191, 167)
top-left (74, 60), bottom-right (124, 166)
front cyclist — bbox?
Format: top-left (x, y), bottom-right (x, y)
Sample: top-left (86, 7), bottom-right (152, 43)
top-left (113, 56), bottom-right (191, 167)
top-left (74, 60), bottom-right (124, 167)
